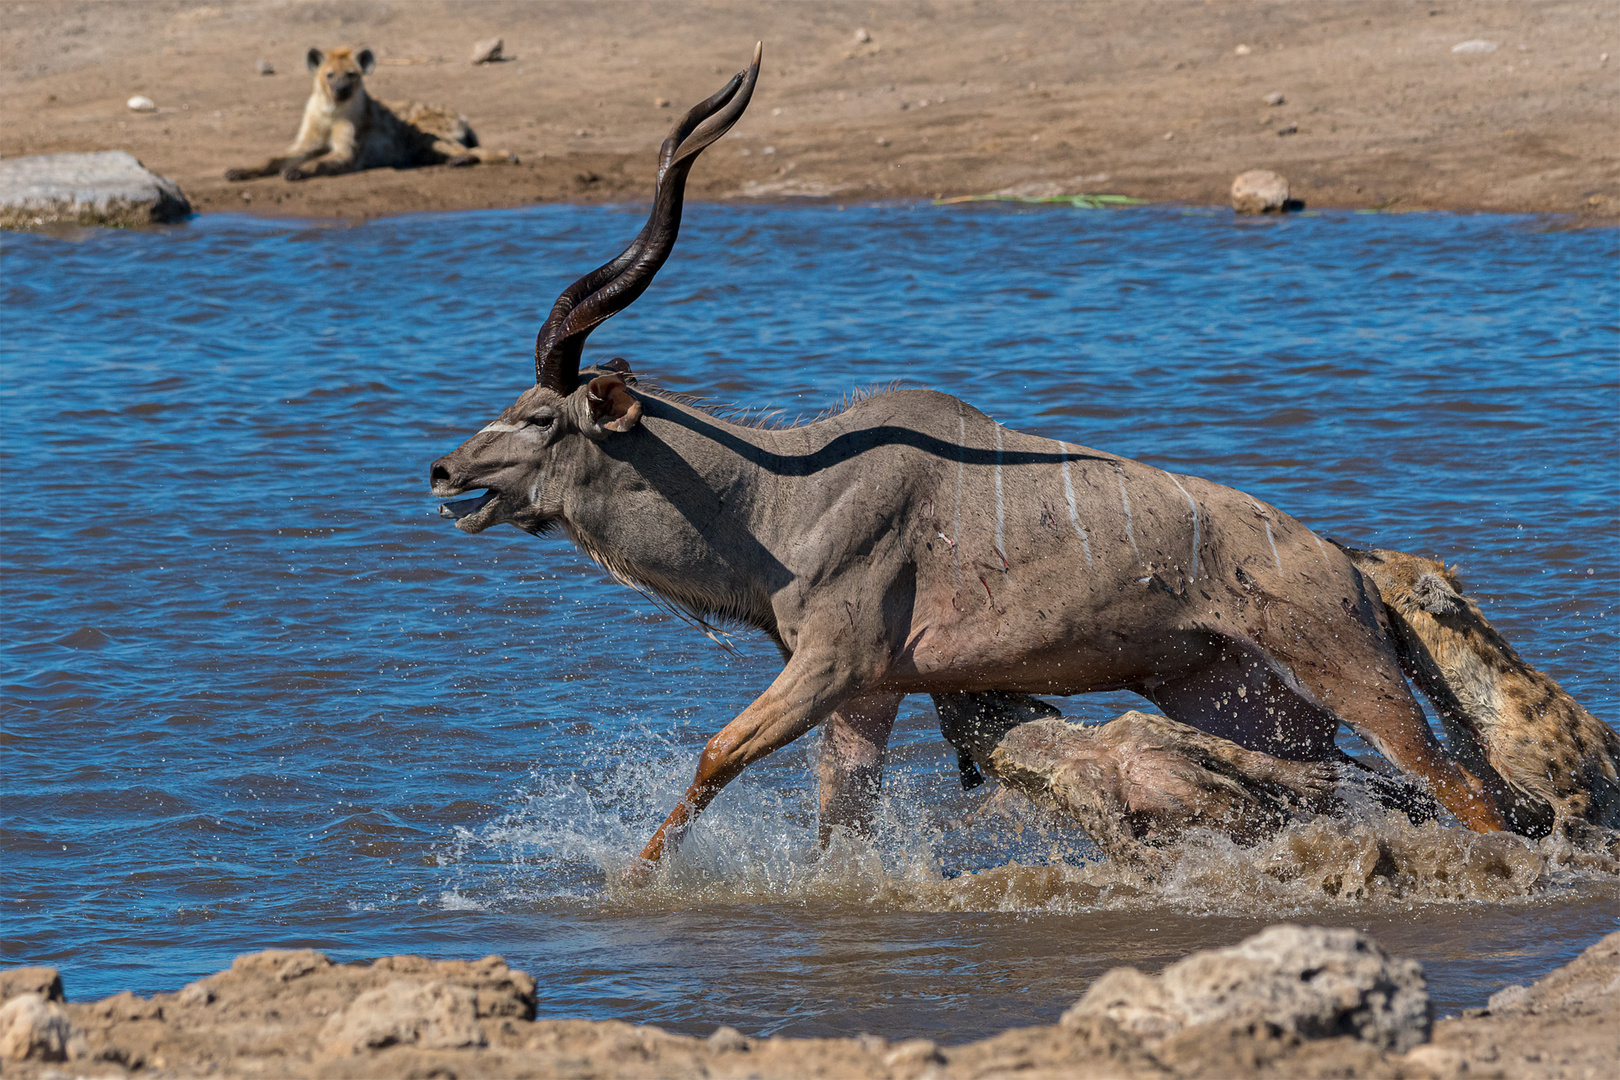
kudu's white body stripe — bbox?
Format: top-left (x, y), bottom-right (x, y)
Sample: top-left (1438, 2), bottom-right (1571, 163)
top-left (952, 409), bottom-right (966, 578)
top-left (1314, 533), bottom-right (1333, 569)
top-left (1115, 465), bottom-right (1142, 566)
top-left (993, 425), bottom-right (1006, 570)
top-left (1168, 474), bottom-right (1201, 582)
top-left (1057, 445), bottom-right (1094, 566)
top-left (1263, 515), bottom-right (1284, 574)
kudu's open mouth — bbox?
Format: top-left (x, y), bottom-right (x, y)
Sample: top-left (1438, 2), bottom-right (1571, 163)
top-left (437, 490), bottom-right (502, 533)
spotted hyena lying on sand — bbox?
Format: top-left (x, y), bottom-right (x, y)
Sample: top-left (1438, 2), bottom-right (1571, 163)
top-left (225, 46), bottom-right (513, 182)
top-left (1343, 546), bottom-right (1620, 843)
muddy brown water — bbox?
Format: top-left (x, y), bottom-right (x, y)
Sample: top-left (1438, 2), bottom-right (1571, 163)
top-left (2, 204), bottom-right (1615, 1041)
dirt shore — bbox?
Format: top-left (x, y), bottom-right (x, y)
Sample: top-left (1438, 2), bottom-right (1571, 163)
top-left (3, 927), bottom-right (1616, 1078)
top-left (2, 1), bottom-right (1616, 222)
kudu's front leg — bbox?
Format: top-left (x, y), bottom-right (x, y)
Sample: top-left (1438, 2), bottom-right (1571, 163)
top-left (638, 649), bottom-right (858, 864)
top-left (816, 693), bottom-right (903, 844)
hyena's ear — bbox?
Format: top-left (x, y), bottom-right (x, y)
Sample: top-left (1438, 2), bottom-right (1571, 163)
top-left (356, 48), bottom-right (376, 74)
top-left (306, 47), bottom-right (324, 72)
top-left (584, 375), bottom-right (642, 436)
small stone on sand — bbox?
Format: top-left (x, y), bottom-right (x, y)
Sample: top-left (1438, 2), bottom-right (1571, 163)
top-left (127, 95), bottom-right (156, 113)
top-left (1451, 39), bottom-right (1499, 54)
top-left (1234, 44), bottom-right (1252, 56)
top-left (256, 59), bottom-right (274, 75)
top-left (1264, 91), bottom-right (1285, 106)
top-left (853, 28), bottom-right (871, 44)
top-left (1231, 168), bottom-right (1290, 213)
top-left (470, 37), bottom-right (504, 65)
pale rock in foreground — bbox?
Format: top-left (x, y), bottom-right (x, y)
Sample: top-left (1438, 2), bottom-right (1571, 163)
top-left (0, 151), bottom-right (191, 228)
top-left (1231, 168), bottom-right (1290, 213)
top-left (1064, 924), bottom-right (1432, 1052)
top-left (320, 979), bottom-right (487, 1053)
top-left (471, 37), bottom-right (504, 64)
top-left (0, 994), bottom-right (87, 1062)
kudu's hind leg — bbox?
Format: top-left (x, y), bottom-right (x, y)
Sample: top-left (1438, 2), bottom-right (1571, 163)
top-left (1149, 640), bottom-right (1504, 831)
top-left (1293, 657), bottom-right (1507, 832)
top-left (1145, 643), bottom-right (1343, 763)
top-left (638, 649), bottom-right (857, 864)
top-left (816, 693), bottom-right (903, 844)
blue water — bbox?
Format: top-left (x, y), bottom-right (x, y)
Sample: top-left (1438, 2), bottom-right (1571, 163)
top-left (2, 203), bottom-right (1616, 1040)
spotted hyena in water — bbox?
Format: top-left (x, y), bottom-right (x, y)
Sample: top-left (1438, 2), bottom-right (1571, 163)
top-left (225, 46), bottom-right (513, 182)
top-left (1344, 545), bottom-right (1620, 843)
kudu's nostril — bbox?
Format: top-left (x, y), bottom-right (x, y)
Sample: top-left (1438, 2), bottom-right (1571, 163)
top-left (430, 461), bottom-right (452, 488)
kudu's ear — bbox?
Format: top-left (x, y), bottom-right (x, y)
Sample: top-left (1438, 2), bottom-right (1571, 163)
top-left (585, 375), bottom-right (642, 435)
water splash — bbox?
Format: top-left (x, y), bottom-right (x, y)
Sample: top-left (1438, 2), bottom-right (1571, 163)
top-left (433, 730), bottom-right (1619, 918)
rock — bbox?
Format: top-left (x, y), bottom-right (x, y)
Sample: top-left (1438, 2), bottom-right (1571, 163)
top-left (256, 58), bottom-right (275, 75)
top-left (320, 979), bottom-right (486, 1054)
top-left (471, 36), bottom-right (504, 64)
top-left (1452, 39), bottom-right (1500, 54)
top-left (1277, 123), bottom-right (1299, 136)
top-left (1234, 43), bottom-right (1252, 55)
top-left (1404, 1043), bottom-right (1468, 1074)
top-left (1063, 924), bottom-right (1432, 1052)
top-left (1486, 983), bottom-right (1531, 1013)
top-left (0, 993), bottom-right (88, 1062)
top-left (126, 95), bottom-right (156, 112)
top-left (654, 96), bottom-right (670, 108)
top-left (882, 1037), bottom-right (945, 1068)
top-left (1231, 168), bottom-right (1290, 213)
top-left (1264, 91), bottom-right (1286, 106)
top-left (0, 967), bottom-right (63, 1005)
top-left (708, 1024), bottom-right (749, 1051)
top-left (174, 981), bottom-right (216, 1008)
top-left (0, 151), bottom-right (192, 228)
top-left (853, 28), bottom-right (871, 44)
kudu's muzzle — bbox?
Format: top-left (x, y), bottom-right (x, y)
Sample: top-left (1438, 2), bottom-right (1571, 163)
top-left (429, 448), bottom-right (501, 528)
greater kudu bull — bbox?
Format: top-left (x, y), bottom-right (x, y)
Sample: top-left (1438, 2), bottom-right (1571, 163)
top-left (430, 47), bottom-right (1507, 865)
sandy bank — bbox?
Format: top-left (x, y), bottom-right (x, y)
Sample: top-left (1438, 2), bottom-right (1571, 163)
top-left (2, 925), bottom-right (1615, 1078)
top-left (2, 1), bottom-right (1616, 223)
top-left (6, 926), bottom-right (1613, 1075)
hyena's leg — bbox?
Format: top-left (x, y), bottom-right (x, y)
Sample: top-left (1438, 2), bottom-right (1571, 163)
top-left (287, 149), bottom-right (359, 180)
top-left (284, 125), bottom-right (358, 180)
top-left (225, 148), bottom-right (322, 181)
top-left (426, 138), bottom-right (515, 167)
top-left (816, 692), bottom-right (902, 844)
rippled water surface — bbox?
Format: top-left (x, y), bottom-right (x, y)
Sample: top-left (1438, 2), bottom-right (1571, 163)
top-left (3, 204), bottom-right (1616, 1041)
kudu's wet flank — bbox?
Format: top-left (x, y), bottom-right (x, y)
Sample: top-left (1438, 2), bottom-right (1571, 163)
top-left (431, 47), bottom-right (1509, 865)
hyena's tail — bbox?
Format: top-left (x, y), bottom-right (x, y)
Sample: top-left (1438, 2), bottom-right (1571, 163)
top-left (1337, 542), bottom-right (1620, 842)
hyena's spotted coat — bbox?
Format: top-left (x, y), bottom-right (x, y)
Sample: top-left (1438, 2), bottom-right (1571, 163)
top-left (225, 46), bottom-right (513, 182)
top-left (1345, 546), bottom-right (1620, 842)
